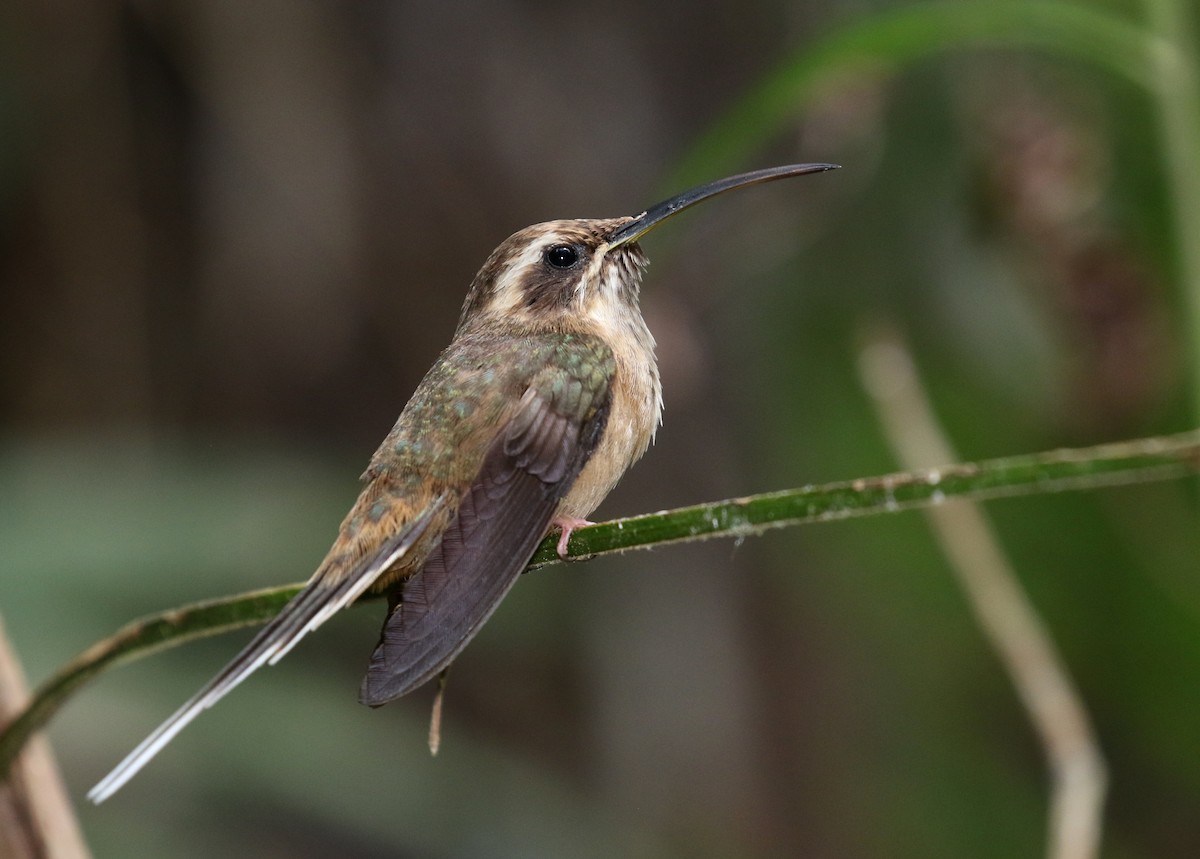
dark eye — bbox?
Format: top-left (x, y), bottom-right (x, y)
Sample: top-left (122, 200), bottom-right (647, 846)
top-left (544, 244), bottom-right (579, 269)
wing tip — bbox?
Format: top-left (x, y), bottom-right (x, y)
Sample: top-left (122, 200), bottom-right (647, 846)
top-left (358, 649), bottom-right (405, 708)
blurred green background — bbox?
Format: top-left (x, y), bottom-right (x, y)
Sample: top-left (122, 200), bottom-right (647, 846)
top-left (2, 0), bottom-right (1199, 856)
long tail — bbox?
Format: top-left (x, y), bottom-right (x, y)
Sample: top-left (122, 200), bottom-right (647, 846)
top-left (87, 497), bottom-right (447, 803)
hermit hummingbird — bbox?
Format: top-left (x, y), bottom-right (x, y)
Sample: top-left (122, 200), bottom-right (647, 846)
top-left (88, 162), bottom-right (837, 802)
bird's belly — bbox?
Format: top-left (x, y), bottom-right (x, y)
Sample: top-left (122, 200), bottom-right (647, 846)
top-left (557, 358), bottom-right (660, 520)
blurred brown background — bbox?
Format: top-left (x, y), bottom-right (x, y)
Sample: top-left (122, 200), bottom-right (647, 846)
top-left (2, 1), bottom-right (1199, 857)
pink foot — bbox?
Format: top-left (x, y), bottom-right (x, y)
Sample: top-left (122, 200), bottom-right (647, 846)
top-left (552, 515), bottom-right (594, 559)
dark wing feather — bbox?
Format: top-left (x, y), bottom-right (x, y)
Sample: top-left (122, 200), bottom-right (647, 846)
top-left (359, 384), bottom-right (610, 706)
top-left (88, 496), bottom-right (449, 803)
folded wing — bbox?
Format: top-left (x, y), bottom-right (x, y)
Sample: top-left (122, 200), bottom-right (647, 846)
top-left (359, 375), bottom-right (610, 706)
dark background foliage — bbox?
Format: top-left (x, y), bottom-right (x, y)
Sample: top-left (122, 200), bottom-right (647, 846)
top-left (2, 1), bottom-right (1198, 856)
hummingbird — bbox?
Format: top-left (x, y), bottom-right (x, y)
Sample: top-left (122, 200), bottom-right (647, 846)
top-left (88, 162), bottom-right (837, 802)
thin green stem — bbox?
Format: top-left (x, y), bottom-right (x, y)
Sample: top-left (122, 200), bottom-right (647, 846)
top-left (1146, 0), bottom-right (1200, 421)
top-left (2, 429), bottom-right (1199, 777)
top-left (0, 587), bottom-right (299, 782)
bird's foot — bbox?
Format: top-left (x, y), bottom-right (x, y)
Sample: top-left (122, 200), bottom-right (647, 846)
top-left (552, 515), bottom-right (594, 559)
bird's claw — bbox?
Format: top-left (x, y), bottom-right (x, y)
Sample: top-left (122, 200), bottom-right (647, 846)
top-left (552, 515), bottom-right (594, 559)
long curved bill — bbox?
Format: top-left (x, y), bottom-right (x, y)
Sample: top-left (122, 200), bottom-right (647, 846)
top-left (609, 162), bottom-right (840, 247)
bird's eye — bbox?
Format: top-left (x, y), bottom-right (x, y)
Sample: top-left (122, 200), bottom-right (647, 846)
top-left (545, 244), bottom-right (579, 269)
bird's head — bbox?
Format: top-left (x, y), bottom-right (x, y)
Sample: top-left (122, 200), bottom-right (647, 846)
top-left (456, 163), bottom-right (839, 337)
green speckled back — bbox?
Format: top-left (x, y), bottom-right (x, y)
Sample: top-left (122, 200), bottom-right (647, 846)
top-left (365, 330), bottom-right (615, 492)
